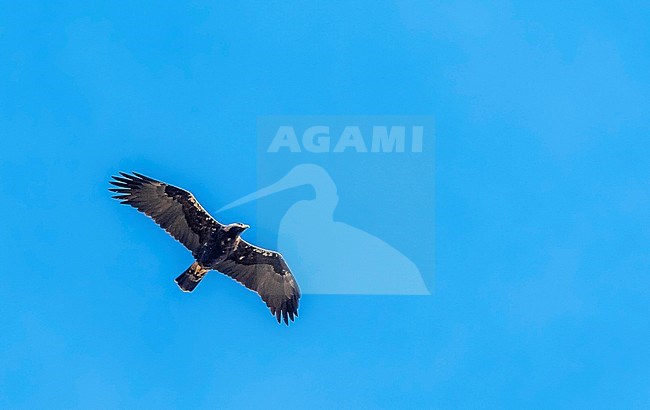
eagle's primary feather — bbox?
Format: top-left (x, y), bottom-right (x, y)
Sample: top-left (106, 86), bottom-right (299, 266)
top-left (215, 240), bottom-right (301, 324)
top-left (110, 172), bottom-right (220, 256)
top-left (109, 172), bottom-right (301, 325)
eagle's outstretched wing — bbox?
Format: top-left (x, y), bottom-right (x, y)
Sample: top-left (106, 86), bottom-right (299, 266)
top-left (215, 240), bottom-right (301, 325)
top-left (109, 172), bottom-right (221, 256)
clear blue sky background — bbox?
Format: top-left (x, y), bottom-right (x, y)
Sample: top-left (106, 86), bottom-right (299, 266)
top-left (1, 1), bottom-right (649, 408)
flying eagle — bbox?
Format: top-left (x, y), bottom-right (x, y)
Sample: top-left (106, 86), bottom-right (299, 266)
top-left (109, 172), bottom-right (301, 325)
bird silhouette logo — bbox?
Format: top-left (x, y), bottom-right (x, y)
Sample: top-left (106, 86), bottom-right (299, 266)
top-left (219, 163), bottom-right (430, 295)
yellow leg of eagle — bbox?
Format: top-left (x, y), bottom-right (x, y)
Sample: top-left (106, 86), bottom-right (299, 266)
top-left (175, 261), bottom-right (209, 292)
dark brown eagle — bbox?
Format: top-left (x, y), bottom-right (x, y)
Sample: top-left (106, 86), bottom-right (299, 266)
top-left (109, 172), bottom-right (301, 325)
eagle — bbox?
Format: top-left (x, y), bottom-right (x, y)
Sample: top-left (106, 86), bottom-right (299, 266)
top-left (109, 172), bottom-right (301, 325)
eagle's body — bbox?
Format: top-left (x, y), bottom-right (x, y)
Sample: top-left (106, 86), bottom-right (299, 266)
top-left (195, 223), bottom-right (247, 267)
top-left (109, 172), bottom-right (300, 325)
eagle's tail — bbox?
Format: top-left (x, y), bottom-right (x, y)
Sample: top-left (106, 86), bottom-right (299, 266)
top-left (175, 262), bottom-right (209, 292)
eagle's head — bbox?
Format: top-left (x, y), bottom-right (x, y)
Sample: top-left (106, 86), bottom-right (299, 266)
top-left (225, 222), bottom-right (250, 236)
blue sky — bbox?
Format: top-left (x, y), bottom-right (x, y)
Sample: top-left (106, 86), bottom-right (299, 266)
top-left (1, 1), bottom-right (649, 408)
